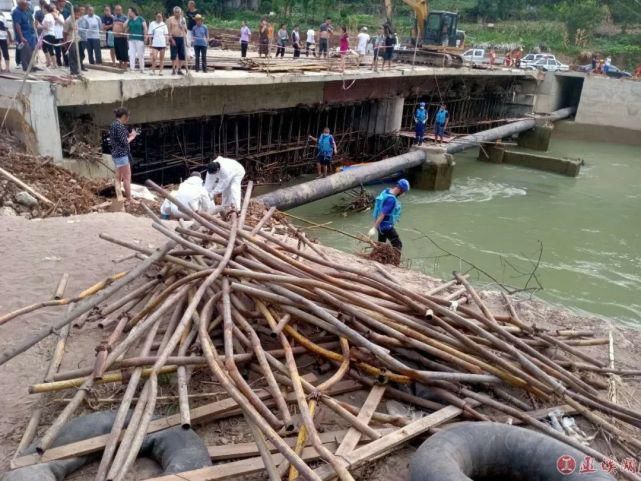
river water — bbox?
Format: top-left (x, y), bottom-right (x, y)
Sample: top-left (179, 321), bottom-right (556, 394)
top-left (290, 136), bottom-right (641, 327)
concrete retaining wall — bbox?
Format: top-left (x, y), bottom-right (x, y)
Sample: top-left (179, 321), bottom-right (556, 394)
top-left (575, 75), bottom-right (641, 131)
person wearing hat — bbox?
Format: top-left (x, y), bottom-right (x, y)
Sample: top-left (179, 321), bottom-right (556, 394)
top-left (369, 179), bottom-right (410, 252)
top-left (356, 26), bottom-right (369, 58)
top-left (192, 14), bottom-right (209, 72)
top-left (414, 101), bottom-right (428, 145)
top-left (204, 156), bottom-right (246, 211)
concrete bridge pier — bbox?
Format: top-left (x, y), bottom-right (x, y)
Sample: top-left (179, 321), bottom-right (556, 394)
top-left (517, 123), bottom-right (554, 151)
top-left (409, 145), bottom-right (454, 190)
top-left (363, 96), bottom-right (405, 135)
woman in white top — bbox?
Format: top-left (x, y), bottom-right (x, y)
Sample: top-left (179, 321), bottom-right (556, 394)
top-left (42, 4), bottom-right (57, 68)
top-left (148, 12), bottom-right (169, 75)
top-left (52, 5), bottom-right (65, 67)
top-left (305, 27), bottom-right (315, 57)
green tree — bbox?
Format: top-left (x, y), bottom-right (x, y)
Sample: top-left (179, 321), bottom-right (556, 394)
top-left (556, 0), bottom-right (606, 43)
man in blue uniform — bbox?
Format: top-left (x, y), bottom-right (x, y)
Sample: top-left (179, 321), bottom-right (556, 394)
top-left (369, 178), bottom-right (410, 252)
top-left (434, 103), bottom-right (449, 145)
top-left (309, 127), bottom-right (337, 179)
top-left (414, 101), bottom-right (427, 145)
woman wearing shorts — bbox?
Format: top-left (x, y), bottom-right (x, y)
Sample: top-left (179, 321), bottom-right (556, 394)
top-left (42, 4), bottom-right (57, 68)
top-left (109, 107), bottom-right (138, 202)
top-left (0, 18), bottom-right (11, 72)
top-left (148, 12), bottom-right (168, 75)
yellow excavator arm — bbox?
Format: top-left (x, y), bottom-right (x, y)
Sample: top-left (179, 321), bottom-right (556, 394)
top-left (384, 0), bottom-right (428, 35)
top-left (402, 0), bottom-right (428, 31)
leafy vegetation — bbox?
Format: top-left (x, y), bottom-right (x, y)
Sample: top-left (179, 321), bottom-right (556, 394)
top-left (102, 0), bottom-right (641, 69)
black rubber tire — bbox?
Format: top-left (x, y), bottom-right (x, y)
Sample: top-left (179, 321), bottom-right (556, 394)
top-left (410, 422), bottom-right (615, 481)
top-left (0, 411), bottom-right (212, 481)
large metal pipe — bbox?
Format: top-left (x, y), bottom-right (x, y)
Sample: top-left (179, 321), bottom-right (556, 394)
top-left (255, 150), bottom-right (426, 210)
top-left (446, 107), bottom-right (576, 154)
top-left (254, 108), bottom-right (576, 210)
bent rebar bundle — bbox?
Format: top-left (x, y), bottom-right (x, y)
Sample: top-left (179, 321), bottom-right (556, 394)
top-left (2, 179), bottom-right (641, 481)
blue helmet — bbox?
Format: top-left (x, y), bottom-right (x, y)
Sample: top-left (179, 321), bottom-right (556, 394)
top-left (397, 178), bottom-right (410, 193)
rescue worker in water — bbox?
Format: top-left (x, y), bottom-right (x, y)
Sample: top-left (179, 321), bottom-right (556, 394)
top-left (368, 178), bottom-right (410, 252)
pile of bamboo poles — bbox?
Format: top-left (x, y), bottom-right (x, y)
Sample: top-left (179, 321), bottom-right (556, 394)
top-left (3, 180), bottom-right (641, 481)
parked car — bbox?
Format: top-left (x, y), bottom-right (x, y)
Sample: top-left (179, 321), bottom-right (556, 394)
top-left (520, 53), bottom-right (555, 69)
top-left (578, 63), bottom-right (631, 78)
top-left (462, 48), bottom-right (504, 66)
top-left (531, 57), bottom-right (570, 72)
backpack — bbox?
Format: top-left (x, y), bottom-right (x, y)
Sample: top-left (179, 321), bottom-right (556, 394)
top-left (415, 108), bottom-right (427, 123)
top-left (318, 134), bottom-right (333, 154)
top-left (373, 189), bottom-right (401, 225)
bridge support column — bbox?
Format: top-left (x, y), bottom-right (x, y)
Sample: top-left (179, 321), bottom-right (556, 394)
top-left (409, 145), bottom-right (454, 191)
top-left (517, 124), bottom-right (553, 151)
top-left (368, 96), bottom-right (404, 134)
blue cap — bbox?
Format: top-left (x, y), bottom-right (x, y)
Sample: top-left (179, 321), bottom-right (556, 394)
top-left (397, 178), bottom-right (410, 193)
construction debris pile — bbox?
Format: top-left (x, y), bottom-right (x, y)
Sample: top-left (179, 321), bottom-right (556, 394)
top-left (2, 181), bottom-right (641, 481)
top-left (0, 139), bottom-right (108, 218)
top-left (240, 56), bottom-right (362, 73)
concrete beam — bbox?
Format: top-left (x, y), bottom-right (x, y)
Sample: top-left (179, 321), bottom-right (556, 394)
top-left (409, 146), bottom-right (454, 190)
top-left (517, 125), bottom-right (553, 151)
top-left (479, 144), bottom-right (582, 176)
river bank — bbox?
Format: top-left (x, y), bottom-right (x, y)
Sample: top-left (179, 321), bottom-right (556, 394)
top-left (0, 212), bottom-right (640, 479)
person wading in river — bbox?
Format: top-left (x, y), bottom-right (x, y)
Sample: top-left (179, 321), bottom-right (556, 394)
top-left (369, 179), bottom-right (410, 252)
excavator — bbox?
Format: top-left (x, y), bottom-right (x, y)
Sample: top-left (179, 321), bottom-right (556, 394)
top-left (384, 0), bottom-right (466, 67)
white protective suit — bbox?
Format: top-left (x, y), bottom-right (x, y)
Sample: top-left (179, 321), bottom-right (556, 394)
top-left (204, 156), bottom-right (246, 211)
top-left (160, 175), bottom-right (214, 218)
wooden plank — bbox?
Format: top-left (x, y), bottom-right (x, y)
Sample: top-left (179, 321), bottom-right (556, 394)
top-left (148, 445), bottom-right (333, 481)
top-left (208, 428), bottom-right (395, 461)
top-left (11, 377), bottom-right (360, 468)
top-left (314, 404), bottom-right (464, 480)
top-left (334, 384), bottom-right (386, 457)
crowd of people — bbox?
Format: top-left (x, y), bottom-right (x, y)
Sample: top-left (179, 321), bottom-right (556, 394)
top-left (253, 17), bottom-right (397, 71)
top-left (3, 0), bottom-right (210, 75)
top-left (2, 0), bottom-right (403, 76)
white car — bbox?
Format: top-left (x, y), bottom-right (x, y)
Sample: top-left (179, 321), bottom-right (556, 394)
top-left (532, 57), bottom-right (569, 72)
top-left (520, 53), bottom-right (554, 69)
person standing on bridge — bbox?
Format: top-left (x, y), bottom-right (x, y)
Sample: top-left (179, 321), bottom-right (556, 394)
top-left (308, 127), bottom-right (337, 179)
top-left (414, 102), bottom-right (428, 145)
top-left (239, 20), bottom-right (250, 58)
top-left (205, 156), bottom-right (246, 211)
top-left (368, 179), bottom-right (410, 252)
top-left (434, 103), bottom-right (449, 145)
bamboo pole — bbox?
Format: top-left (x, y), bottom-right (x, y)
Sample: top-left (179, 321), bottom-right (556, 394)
top-left (0, 166), bottom-right (54, 205)
top-left (0, 243), bottom-right (175, 366)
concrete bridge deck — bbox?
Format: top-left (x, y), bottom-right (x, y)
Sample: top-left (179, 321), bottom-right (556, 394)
top-left (0, 64), bottom-right (542, 161)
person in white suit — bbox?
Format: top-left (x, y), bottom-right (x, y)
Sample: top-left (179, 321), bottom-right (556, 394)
top-left (160, 172), bottom-right (214, 219)
top-left (204, 156), bottom-right (246, 211)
